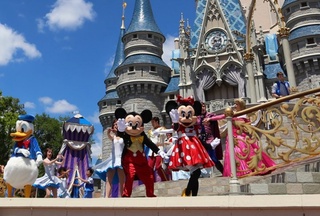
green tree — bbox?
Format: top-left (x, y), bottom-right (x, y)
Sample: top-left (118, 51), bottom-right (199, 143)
top-left (33, 113), bottom-right (65, 155)
top-left (0, 91), bottom-right (26, 165)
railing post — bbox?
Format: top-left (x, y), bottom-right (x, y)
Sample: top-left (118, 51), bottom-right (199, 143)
top-left (225, 109), bottom-right (241, 194)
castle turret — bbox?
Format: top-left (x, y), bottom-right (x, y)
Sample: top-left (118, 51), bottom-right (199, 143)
top-left (115, 0), bottom-right (171, 116)
top-left (281, 0), bottom-right (320, 91)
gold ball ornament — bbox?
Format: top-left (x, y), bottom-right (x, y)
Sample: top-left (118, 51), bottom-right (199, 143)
top-left (224, 107), bottom-right (234, 117)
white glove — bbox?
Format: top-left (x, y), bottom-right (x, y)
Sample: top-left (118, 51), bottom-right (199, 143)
top-left (169, 109), bottom-right (179, 123)
top-left (158, 150), bottom-right (169, 160)
top-left (210, 138), bottom-right (221, 150)
top-left (36, 155), bottom-right (43, 167)
top-left (117, 118), bottom-right (127, 132)
top-left (152, 130), bottom-right (159, 137)
top-left (17, 148), bottom-right (30, 157)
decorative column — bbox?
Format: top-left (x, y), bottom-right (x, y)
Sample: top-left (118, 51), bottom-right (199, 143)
top-left (244, 52), bottom-right (257, 103)
top-left (278, 27), bottom-right (297, 87)
top-left (225, 107), bottom-right (240, 194)
top-left (245, 0), bottom-right (257, 103)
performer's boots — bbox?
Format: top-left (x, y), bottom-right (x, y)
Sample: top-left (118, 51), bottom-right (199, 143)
top-left (181, 188), bottom-right (191, 197)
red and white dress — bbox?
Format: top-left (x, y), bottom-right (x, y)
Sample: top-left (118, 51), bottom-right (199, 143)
top-left (168, 124), bottom-right (214, 172)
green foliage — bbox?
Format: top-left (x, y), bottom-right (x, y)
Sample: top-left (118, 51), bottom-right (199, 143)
top-left (33, 113), bottom-right (65, 155)
top-left (0, 91), bottom-right (26, 164)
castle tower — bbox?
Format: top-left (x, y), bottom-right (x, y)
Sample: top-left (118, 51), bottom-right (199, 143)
top-left (115, 0), bottom-right (171, 117)
top-left (180, 0), bottom-right (248, 110)
top-left (281, 0), bottom-right (320, 91)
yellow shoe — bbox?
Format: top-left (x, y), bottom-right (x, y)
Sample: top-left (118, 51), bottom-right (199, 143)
top-left (181, 188), bottom-right (191, 197)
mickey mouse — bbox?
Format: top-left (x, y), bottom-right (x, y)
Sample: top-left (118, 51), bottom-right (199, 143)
top-left (115, 108), bottom-right (168, 197)
top-left (165, 95), bottom-right (214, 196)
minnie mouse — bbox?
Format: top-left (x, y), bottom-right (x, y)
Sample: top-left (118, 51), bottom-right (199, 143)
top-left (115, 108), bottom-right (167, 197)
top-left (165, 95), bottom-right (214, 196)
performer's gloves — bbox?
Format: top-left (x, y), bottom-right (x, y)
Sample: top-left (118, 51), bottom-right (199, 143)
top-left (169, 109), bottom-right (179, 123)
top-left (210, 138), bottom-right (221, 150)
top-left (158, 150), bottom-right (169, 160)
top-left (152, 130), bottom-right (159, 137)
top-left (36, 155), bottom-right (43, 167)
top-left (17, 148), bottom-right (30, 157)
top-left (117, 118), bottom-right (127, 132)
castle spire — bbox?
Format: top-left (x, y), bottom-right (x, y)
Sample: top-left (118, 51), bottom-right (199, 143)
top-left (125, 0), bottom-right (163, 35)
top-left (105, 3), bottom-right (126, 79)
top-left (121, 1), bottom-right (127, 29)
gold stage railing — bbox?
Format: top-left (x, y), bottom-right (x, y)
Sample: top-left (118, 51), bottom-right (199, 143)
top-left (224, 87), bottom-right (320, 192)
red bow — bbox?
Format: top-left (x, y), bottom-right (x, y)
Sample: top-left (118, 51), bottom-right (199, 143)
top-left (17, 140), bottom-right (30, 149)
top-left (177, 95), bottom-right (194, 106)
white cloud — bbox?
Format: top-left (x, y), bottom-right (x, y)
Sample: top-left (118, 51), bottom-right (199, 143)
top-left (86, 111), bottom-right (100, 125)
top-left (36, 18), bottom-right (45, 33)
top-left (24, 102), bottom-right (36, 109)
top-left (45, 99), bottom-right (78, 114)
top-left (162, 34), bottom-right (176, 67)
top-left (39, 96), bottom-right (54, 105)
top-left (44, 0), bottom-right (96, 31)
top-left (0, 23), bottom-right (41, 66)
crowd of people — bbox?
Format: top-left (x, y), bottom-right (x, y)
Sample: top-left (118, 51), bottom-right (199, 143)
top-left (0, 97), bottom-right (278, 198)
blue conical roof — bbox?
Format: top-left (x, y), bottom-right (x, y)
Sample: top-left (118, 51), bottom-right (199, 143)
top-left (282, 0), bottom-right (297, 7)
top-left (125, 0), bottom-right (163, 35)
top-left (106, 28), bottom-right (125, 79)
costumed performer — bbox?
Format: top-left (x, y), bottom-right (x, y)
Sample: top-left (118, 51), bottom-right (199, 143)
top-left (4, 114), bottom-right (43, 197)
top-left (76, 167), bottom-right (94, 198)
top-left (203, 98), bottom-right (276, 177)
top-left (197, 102), bottom-right (224, 175)
top-left (165, 96), bottom-right (215, 196)
top-left (115, 108), bottom-right (168, 197)
top-left (57, 167), bottom-right (71, 198)
top-left (147, 116), bottom-right (168, 182)
top-left (33, 147), bottom-right (64, 198)
top-left (93, 119), bottom-right (125, 198)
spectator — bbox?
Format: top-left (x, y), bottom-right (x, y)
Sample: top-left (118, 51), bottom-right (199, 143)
top-left (272, 71), bottom-right (290, 99)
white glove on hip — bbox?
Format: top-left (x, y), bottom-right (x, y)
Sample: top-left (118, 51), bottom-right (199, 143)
top-left (210, 138), bottom-right (221, 150)
top-left (17, 148), bottom-right (30, 157)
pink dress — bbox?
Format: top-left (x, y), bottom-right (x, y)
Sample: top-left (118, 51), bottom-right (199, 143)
top-left (210, 114), bottom-right (276, 177)
top-left (168, 124), bottom-right (214, 171)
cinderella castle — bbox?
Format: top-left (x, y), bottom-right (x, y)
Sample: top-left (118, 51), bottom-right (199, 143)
top-left (98, 0), bottom-right (320, 159)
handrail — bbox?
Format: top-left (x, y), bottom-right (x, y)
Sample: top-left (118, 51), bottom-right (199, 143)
top-left (234, 87), bottom-right (320, 117)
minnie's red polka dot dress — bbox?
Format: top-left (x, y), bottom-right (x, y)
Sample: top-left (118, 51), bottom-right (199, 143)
top-left (168, 124), bottom-right (214, 171)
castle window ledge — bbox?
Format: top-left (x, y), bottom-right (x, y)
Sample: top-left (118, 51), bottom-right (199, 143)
top-left (128, 71), bottom-right (136, 75)
top-left (306, 43), bottom-right (317, 48)
top-left (300, 5), bottom-right (310, 10)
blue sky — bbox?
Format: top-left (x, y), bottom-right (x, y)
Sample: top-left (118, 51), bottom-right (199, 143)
top-left (0, 0), bottom-right (195, 164)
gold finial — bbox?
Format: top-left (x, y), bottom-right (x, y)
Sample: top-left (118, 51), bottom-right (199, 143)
top-left (121, 1), bottom-right (127, 29)
top-left (224, 107), bottom-right (234, 117)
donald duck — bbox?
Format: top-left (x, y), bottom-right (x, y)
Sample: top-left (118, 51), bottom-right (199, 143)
top-left (4, 114), bottom-right (43, 197)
